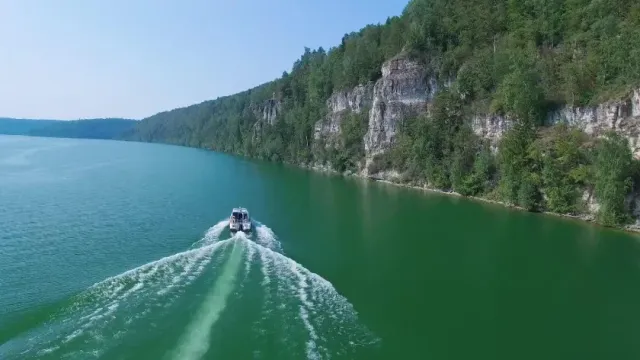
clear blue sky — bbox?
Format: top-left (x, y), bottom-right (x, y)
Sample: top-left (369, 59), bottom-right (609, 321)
top-left (0, 0), bottom-right (408, 120)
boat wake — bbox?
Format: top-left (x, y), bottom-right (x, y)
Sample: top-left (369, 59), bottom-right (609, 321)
top-left (0, 220), bottom-right (378, 360)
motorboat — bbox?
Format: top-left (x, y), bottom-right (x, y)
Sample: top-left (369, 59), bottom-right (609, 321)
top-left (229, 207), bottom-right (252, 233)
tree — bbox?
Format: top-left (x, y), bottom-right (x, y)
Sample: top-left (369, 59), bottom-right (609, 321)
top-left (450, 126), bottom-right (479, 195)
top-left (497, 123), bottom-right (533, 205)
top-left (593, 132), bottom-right (634, 226)
top-left (533, 124), bottom-right (590, 214)
top-left (123, 0), bottom-right (640, 227)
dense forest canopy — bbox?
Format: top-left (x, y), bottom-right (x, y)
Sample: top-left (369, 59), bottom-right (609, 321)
top-left (0, 118), bottom-right (136, 140)
top-left (126, 0), bottom-right (640, 227)
top-left (0, 118), bottom-right (59, 135)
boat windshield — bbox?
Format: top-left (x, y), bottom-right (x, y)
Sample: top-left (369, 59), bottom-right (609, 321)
top-left (232, 212), bottom-right (241, 221)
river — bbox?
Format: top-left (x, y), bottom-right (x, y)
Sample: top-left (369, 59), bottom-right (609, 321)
top-left (1, 135), bottom-right (640, 360)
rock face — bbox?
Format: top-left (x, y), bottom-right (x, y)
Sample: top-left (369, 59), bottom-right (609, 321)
top-left (471, 114), bottom-right (512, 151)
top-left (309, 52), bottom-right (640, 219)
top-left (327, 83), bottom-right (374, 114)
top-left (469, 88), bottom-right (640, 155)
top-left (257, 99), bottom-right (281, 125)
top-left (312, 54), bottom-right (438, 172)
top-left (547, 91), bottom-right (640, 157)
top-left (313, 83), bottom-right (374, 148)
top-left (251, 98), bottom-right (282, 143)
top-left (363, 55), bottom-right (437, 157)
top-left (469, 90), bottom-right (640, 225)
top-left (297, 51), bottom-right (640, 228)
top-left (251, 119), bottom-right (264, 143)
top-left (312, 55), bottom-right (640, 162)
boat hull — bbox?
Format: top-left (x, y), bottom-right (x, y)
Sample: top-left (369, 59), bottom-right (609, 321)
top-left (230, 223), bottom-right (252, 233)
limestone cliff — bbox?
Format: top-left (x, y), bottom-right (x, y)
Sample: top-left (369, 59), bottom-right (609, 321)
top-left (470, 89), bottom-right (640, 154)
top-left (252, 98), bottom-right (281, 126)
top-left (251, 98), bottom-right (282, 142)
top-left (364, 55), bottom-right (438, 157)
top-left (313, 54), bottom-right (640, 164)
top-left (546, 90), bottom-right (640, 157)
top-left (310, 51), bottom-right (640, 229)
top-left (471, 114), bottom-right (511, 151)
top-left (313, 83), bottom-right (374, 148)
top-left (466, 89), bottom-right (640, 229)
top-left (313, 53), bottom-right (438, 172)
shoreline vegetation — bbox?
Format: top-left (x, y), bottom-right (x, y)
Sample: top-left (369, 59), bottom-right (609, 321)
top-left (305, 161), bottom-right (640, 235)
top-left (372, 179), bottom-right (640, 234)
top-left (118, 0), bottom-right (640, 233)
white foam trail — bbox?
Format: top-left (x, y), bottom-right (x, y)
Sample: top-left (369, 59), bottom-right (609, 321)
top-left (244, 238), bottom-right (256, 275)
top-left (29, 229), bottom-right (234, 356)
top-left (92, 240), bottom-right (223, 300)
top-left (243, 236), bottom-right (377, 359)
top-left (3, 220), bottom-right (378, 360)
top-left (62, 329), bottom-right (82, 344)
top-left (259, 245), bottom-right (272, 286)
top-left (190, 220), bottom-right (229, 249)
top-left (172, 240), bottom-right (244, 360)
top-left (36, 346), bottom-right (59, 356)
top-left (290, 259), bottom-right (320, 360)
top-left (79, 306), bottom-right (104, 321)
top-left (255, 222), bottom-right (282, 252)
top-left (55, 240), bottom-right (231, 350)
top-left (300, 307), bottom-right (320, 360)
top-left (103, 220), bottom-right (229, 299)
top-left (157, 249), bottom-right (211, 296)
top-left (243, 240), bottom-right (322, 358)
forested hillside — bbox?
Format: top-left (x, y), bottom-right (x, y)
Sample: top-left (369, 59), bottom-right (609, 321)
top-left (0, 118), bottom-right (58, 135)
top-left (0, 118), bottom-right (136, 140)
top-left (126, 0), bottom-right (640, 228)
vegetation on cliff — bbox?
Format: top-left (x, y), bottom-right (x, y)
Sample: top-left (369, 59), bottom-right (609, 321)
top-left (126, 0), bottom-right (640, 227)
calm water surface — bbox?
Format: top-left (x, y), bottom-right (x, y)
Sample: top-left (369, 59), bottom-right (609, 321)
top-left (1, 135), bottom-right (640, 360)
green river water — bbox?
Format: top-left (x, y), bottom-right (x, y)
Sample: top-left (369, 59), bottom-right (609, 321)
top-left (1, 135), bottom-right (640, 360)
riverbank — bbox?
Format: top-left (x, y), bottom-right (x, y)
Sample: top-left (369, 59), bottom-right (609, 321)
top-left (124, 140), bottom-right (640, 235)
top-left (301, 161), bottom-right (640, 235)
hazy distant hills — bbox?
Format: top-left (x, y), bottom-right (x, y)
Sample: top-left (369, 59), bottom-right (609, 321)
top-left (0, 118), bottom-right (137, 140)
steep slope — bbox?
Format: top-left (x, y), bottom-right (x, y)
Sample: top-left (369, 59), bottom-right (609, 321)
top-left (125, 0), bottom-right (640, 230)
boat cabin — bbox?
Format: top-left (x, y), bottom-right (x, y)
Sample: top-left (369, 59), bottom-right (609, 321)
top-left (229, 207), bottom-right (251, 232)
